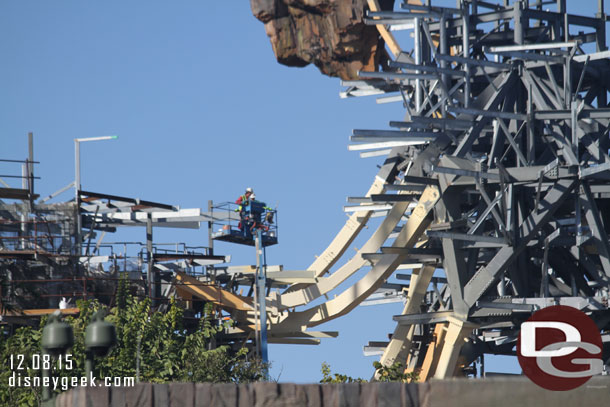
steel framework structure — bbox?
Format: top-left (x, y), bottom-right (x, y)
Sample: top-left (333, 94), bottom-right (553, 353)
top-left (248, 0), bottom-right (610, 378)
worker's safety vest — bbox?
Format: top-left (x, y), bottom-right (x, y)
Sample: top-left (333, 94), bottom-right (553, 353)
top-left (236, 195), bottom-right (249, 212)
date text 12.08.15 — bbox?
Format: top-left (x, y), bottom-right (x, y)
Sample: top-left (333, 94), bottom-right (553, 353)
top-left (9, 354), bottom-right (73, 371)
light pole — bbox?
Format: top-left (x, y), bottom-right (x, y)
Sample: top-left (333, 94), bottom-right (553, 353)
top-left (254, 228), bottom-right (268, 376)
top-left (74, 135), bottom-right (118, 254)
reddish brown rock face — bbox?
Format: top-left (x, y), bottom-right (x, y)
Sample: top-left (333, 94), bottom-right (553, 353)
top-left (250, 0), bottom-right (394, 80)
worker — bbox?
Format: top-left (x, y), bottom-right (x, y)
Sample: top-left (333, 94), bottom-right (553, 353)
top-left (236, 188), bottom-right (254, 234)
top-left (235, 187), bottom-right (253, 209)
top-left (265, 210), bottom-right (274, 225)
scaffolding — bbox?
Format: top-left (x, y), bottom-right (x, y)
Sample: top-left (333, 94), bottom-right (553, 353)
top-left (1, 136), bottom-right (302, 355)
top-left (0, 138), bottom-right (246, 347)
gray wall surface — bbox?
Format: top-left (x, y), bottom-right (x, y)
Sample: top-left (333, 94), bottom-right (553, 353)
top-left (54, 377), bottom-right (610, 407)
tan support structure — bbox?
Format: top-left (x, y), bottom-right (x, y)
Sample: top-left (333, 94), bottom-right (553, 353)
top-left (433, 316), bottom-right (478, 379)
top-left (274, 193), bottom-right (414, 310)
top-left (272, 175), bottom-right (430, 311)
top-left (378, 264), bottom-right (435, 369)
top-left (307, 176), bottom-right (386, 277)
top-left (271, 185), bottom-right (439, 331)
top-left (367, 0), bottom-right (403, 58)
top-left (417, 322), bottom-right (448, 381)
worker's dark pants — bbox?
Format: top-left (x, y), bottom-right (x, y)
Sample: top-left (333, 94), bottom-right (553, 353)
top-left (239, 213), bottom-right (253, 238)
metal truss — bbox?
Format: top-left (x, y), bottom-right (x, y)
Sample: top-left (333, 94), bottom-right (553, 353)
top-left (247, 0), bottom-right (610, 379)
top-left (339, 0), bottom-right (610, 378)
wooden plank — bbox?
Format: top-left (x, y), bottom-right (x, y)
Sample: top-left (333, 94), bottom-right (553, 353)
top-left (174, 271), bottom-right (252, 312)
top-left (367, 0), bottom-right (404, 58)
top-left (0, 307), bottom-right (80, 317)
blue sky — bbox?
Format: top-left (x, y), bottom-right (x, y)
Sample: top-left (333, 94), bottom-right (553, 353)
top-left (1, 1), bottom-right (603, 382)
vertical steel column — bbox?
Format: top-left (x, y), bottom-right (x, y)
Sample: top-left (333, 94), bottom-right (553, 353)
top-left (597, 0), bottom-right (607, 52)
top-left (146, 215), bottom-right (154, 306)
top-left (207, 200), bottom-right (216, 283)
top-left (571, 100), bottom-right (578, 156)
top-left (74, 140), bottom-right (81, 255)
top-left (440, 13), bottom-right (448, 118)
top-left (207, 200), bottom-right (214, 256)
top-left (562, 2), bottom-right (569, 42)
top-left (255, 228), bottom-right (269, 371)
top-left (252, 248), bottom-right (260, 360)
top-left (565, 55), bottom-right (572, 108)
top-left (514, 1), bottom-right (524, 45)
top-left (597, 0), bottom-right (608, 107)
top-left (462, 4), bottom-right (471, 108)
top-left (20, 164), bottom-right (27, 250)
top-left (541, 237), bottom-right (550, 297)
top-left (414, 17), bottom-right (422, 112)
top-left (526, 84), bottom-right (535, 163)
top-left (575, 182), bottom-right (584, 247)
top-left (27, 132), bottom-right (34, 201)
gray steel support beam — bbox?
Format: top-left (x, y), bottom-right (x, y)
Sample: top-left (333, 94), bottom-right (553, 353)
top-left (146, 214), bottom-right (154, 306)
top-left (463, 6), bottom-right (471, 108)
top-left (463, 179), bottom-right (576, 307)
top-left (582, 183), bottom-right (610, 277)
top-left (454, 71), bottom-right (516, 156)
top-left (414, 17), bottom-right (422, 112)
top-left (442, 236), bottom-right (470, 317)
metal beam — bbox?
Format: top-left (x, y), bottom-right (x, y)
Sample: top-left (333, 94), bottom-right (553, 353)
top-left (463, 179), bottom-right (576, 306)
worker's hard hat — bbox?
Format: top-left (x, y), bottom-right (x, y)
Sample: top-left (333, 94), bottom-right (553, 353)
top-left (246, 187), bottom-right (253, 193)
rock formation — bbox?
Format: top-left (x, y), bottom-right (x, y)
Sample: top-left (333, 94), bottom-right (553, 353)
top-left (250, 0), bottom-right (394, 80)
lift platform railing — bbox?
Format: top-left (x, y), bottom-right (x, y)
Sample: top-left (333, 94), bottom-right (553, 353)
top-left (210, 201), bottom-right (278, 247)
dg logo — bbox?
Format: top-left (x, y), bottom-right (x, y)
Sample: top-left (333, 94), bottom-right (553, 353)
top-left (517, 305), bottom-right (603, 391)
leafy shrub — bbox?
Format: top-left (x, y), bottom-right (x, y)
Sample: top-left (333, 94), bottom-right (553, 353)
top-left (0, 292), bottom-right (266, 406)
top-left (320, 361), bottom-right (418, 384)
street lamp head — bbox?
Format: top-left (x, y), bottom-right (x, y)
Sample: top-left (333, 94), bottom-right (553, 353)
top-left (75, 135), bottom-right (119, 143)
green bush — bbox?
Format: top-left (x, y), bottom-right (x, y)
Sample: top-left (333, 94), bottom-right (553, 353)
top-left (320, 361), bottom-right (418, 384)
top-left (373, 361), bottom-right (419, 383)
top-left (320, 362), bottom-right (366, 383)
top-left (0, 292), bottom-right (266, 406)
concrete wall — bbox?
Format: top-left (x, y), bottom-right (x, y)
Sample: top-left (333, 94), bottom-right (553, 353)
top-left (54, 377), bottom-right (610, 407)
